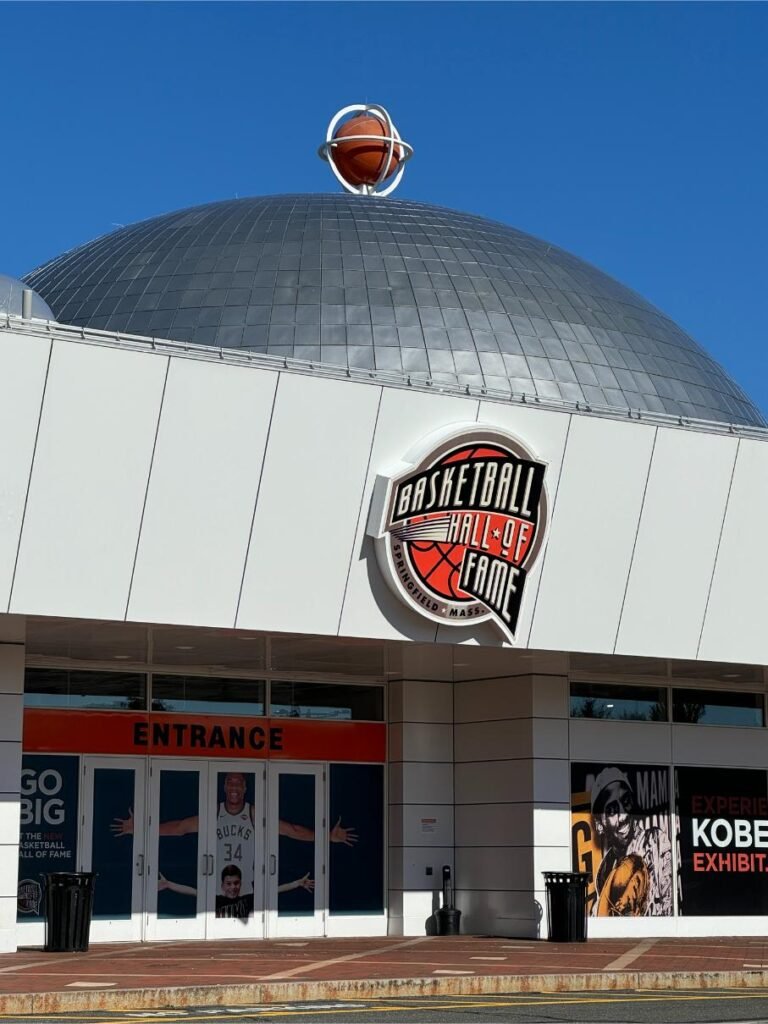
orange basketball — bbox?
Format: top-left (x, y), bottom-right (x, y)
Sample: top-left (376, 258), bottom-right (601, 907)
top-left (332, 114), bottom-right (400, 187)
top-left (407, 444), bottom-right (512, 603)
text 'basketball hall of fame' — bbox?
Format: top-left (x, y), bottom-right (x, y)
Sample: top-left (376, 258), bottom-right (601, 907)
top-left (369, 429), bottom-right (548, 643)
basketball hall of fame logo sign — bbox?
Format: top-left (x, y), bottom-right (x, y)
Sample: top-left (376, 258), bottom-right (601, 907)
top-left (367, 425), bottom-right (549, 643)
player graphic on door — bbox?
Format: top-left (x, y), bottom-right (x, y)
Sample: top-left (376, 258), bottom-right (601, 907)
top-left (112, 770), bottom-right (357, 918)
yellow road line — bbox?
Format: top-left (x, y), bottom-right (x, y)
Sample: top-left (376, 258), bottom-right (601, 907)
top-left (5, 988), bottom-right (768, 1024)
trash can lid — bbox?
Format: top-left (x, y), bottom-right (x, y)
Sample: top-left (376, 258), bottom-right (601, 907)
top-left (542, 871), bottom-right (591, 883)
top-left (45, 872), bottom-right (96, 882)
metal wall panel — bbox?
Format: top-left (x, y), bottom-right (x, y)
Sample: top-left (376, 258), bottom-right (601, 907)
top-left (236, 374), bottom-right (380, 634)
top-left (389, 722), bottom-right (453, 763)
top-left (0, 332), bottom-right (50, 610)
top-left (5, 329), bottom-right (768, 667)
top-left (456, 847), bottom-right (539, 892)
top-left (127, 359), bottom-right (278, 627)
top-left (338, 388), bottom-right (477, 641)
top-left (615, 427), bottom-right (737, 659)
top-left (388, 761), bottom-right (454, 806)
top-left (529, 416), bottom-right (657, 654)
top-left (671, 723), bottom-right (768, 769)
top-left (455, 803), bottom-right (532, 847)
top-left (10, 342), bottom-right (167, 619)
top-left (698, 439), bottom-right (768, 664)
top-left (391, 804), bottom-right (454, 848)
top-left (455, 889), bottom-right (542, 939)
top-left (569, 720), bottom-right (672, 763)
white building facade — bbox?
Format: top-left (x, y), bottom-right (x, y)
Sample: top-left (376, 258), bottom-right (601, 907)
top-left (1, 193), bottom-right (766, 950)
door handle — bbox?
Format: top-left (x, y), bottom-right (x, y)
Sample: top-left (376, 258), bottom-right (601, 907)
top-left (208, 854), bottom-right (214, 876)
top-left (136, 853), bottom-right (145, 877)
top-left (202, 854), bottom-right (210, 876)
top-left (269, 854), bottom-right (277, 876)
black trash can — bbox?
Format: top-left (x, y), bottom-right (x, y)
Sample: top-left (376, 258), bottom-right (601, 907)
top-left (435, 906), bottom-right (461, 935)
top-left (44, 872), bottom-right (96, 952)
top-left (542, 871), bottom-right (589, 942)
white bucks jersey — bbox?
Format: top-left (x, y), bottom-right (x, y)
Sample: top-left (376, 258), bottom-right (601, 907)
top-left (216, 802), bottom-right (255, 895)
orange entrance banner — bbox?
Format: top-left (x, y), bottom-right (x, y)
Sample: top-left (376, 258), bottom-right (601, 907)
top-left (23, 709), bottom-right (386, 763)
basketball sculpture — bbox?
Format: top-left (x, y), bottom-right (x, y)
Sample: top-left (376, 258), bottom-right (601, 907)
top-left (319, 104), bottom-right (413, 196)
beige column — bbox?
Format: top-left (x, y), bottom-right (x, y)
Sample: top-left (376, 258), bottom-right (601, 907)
top-left (454, 652), bottom-right (570, 938)
top-left (387, 645), bottom-right (454, 936)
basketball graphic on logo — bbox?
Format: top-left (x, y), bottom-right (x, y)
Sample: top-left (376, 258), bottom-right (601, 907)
top-left (408, 538), bottom-right (467, 600)
top-left (407, 445), bottom-right (511, 603)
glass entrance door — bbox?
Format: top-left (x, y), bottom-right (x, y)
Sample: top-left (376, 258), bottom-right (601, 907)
top-left (81, 757), bottom-right (146, 943)
top-left (206, 763), bottom-right (265, 939)
top-left (77, 758), bottom-right (328, 942)
top-left (267, 763), bottom-right (326, 938)
top-left (145, 760), bottom-right (266, 941)
top-left (145, 760), bottom-right (208, 941)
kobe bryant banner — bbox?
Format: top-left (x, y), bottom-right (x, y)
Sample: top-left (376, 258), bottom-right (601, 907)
top-left (675, 766), bottom-right (768, 916)
top-left (367, 425), bottom-right (548, 642)
top-left (571, 762), bottom-right (672, 917)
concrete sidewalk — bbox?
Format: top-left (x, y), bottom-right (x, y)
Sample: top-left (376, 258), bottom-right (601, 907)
top-left (2, 935), bottom-right (768, 1014)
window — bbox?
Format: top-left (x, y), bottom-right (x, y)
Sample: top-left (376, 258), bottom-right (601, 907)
top-left (570, 682), bottom-right (668, 722)
top-left (672, 688), bottom-right (765, 727)
top-left (270, 681), bottom-right (384, 721)
top-left (151, 675), bottom-right (265, 716)
top-left (24, 668), bottom-right (147, 710)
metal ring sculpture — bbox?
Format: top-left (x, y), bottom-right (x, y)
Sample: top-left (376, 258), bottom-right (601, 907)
top-left (318, 104), bottom-right (413, 197)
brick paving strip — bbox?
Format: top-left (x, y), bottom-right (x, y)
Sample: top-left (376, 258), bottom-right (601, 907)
top-left (258, 938), bottom-right (430, 981)
top-left (603, 939), bottom-right (658, 971)
top-left (0, 937), bottom-right (764, 1014)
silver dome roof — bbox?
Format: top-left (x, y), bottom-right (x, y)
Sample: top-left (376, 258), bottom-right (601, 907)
top-left (24, 194), bottom-right (764, 427)
top-left (0, 273), bottom-right (55, 321)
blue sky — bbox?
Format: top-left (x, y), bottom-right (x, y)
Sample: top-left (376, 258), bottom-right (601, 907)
top-left (2, 2), bottom-right (766, 413)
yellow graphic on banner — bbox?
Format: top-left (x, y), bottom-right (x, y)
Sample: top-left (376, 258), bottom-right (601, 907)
top-left (571, 790), bottom-right (599, 914)
top-left (571, 765), bottom-right (673, 917)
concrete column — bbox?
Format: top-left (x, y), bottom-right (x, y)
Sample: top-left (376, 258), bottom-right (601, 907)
top-left (0, 616), bottom-right (24, 952)
top-left (453, 657), bottom-right (569, 938)
top-left (387, 646), bottom-right (454, 936)
top-left (529, 674), bottom-right (571, 938)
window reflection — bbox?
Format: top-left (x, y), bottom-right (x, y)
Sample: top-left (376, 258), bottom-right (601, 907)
top-left (570, 682), bottom-right (668, 722)
top-left (672, 688), bottom-right (764, 727)
top-left (151, 676), bottom-right (265, 716)
top-left (270, 682), bottom-right (383, 721)
top-left (24, 668), bottom-right (147, 710)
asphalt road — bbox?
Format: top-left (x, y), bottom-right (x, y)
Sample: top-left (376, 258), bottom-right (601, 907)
top-left (3, 991), bottom-right (768, 1024)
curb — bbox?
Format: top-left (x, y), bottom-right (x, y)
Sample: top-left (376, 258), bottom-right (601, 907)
top-left (2, 968), bottom-right (768, 1014)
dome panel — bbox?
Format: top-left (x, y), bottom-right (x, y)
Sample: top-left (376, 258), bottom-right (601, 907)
top-left (23, 194), bottom-right (764, 427)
